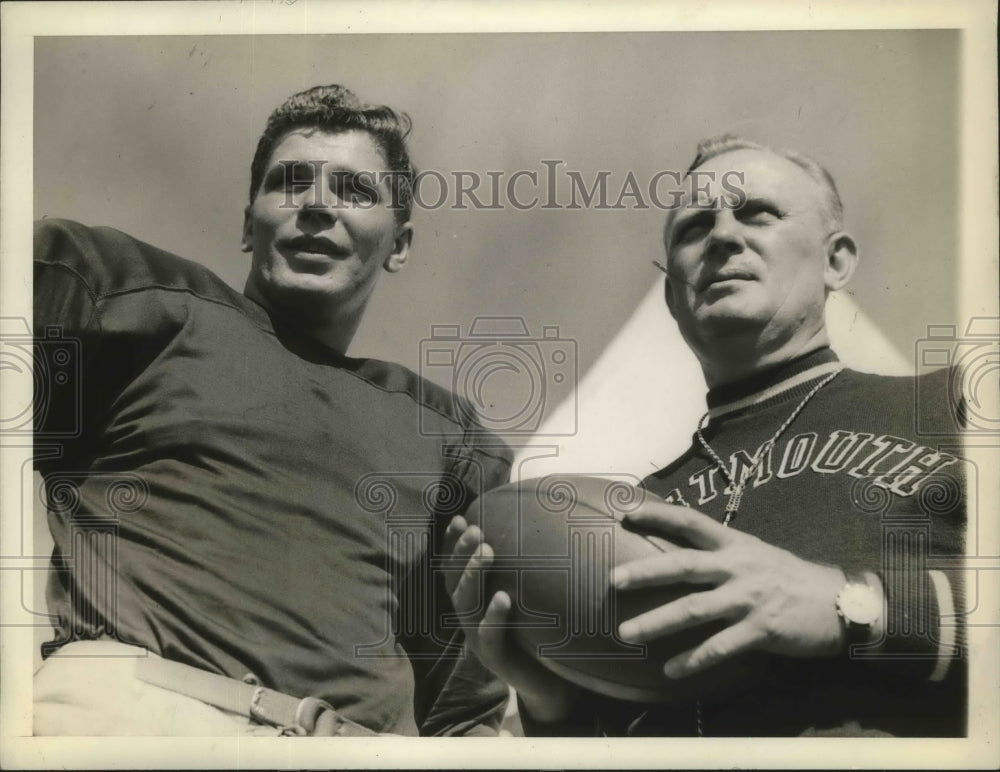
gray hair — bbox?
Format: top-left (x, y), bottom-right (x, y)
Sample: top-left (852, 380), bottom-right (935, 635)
top-left (683, 133), bottom-right (844, 231)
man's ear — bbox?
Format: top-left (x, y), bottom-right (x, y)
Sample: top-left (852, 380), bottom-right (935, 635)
top-left (824, 231), bottom-right (858, 292)
top-left (660, 218), bottom-right (679, 319)
top-left (383, 222), bottom-right (413, 273)
top-left (663, 277), bottom-right (678, 320)
top-left (240, 206), bottom-right (254, 253)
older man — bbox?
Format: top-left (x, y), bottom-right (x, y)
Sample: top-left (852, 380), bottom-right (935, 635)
top-left (33, 84), bottom-right (511, 736)
top-left (449, 135), bottom-right (966, 736)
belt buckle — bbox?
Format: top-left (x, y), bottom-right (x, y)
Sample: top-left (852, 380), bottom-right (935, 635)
top-left (294, 696), bottom-right (333, 734)
top-left (248, 686), bottom-right (346, 736)
top-left (248, 686), bottom-right (271, 725)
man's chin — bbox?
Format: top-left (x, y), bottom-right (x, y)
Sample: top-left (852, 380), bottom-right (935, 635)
top-left (264, 266), bottom-right (349, 298)
top-left (693, 305), bottom-right (766, 335)
top-left (256, 278), bottom-right (346, 322)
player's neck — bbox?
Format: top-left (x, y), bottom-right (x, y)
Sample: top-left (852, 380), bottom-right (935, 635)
top-left (698, 327), bottom-right (832, 390)
top-left (243, 277), bottom-right (361, 355)
top-left (704, 345), bottom-right (839, 410)
top-left (299, 317), bottom-right (359, 355)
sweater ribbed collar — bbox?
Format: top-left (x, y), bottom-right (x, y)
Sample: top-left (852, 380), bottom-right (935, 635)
top-left (705, 347), bottom-right (842, 417)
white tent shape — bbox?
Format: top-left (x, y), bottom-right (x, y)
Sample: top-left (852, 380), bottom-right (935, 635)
top-left (513, 283), bottom-right (911, 481)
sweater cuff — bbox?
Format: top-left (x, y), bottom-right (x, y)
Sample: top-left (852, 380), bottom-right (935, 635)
top-left (850, 568), bottom-right (963, 682)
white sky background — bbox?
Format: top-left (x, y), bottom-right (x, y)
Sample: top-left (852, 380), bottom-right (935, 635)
top-left (31, 30), bottom-right (958, 379)
top-left (28, 29), bottom-right (958, 474)
top-left (2, 1), bottom-right (998, 769)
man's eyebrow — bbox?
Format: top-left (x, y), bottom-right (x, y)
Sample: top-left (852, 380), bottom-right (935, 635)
top-left (267, 160), bottom-right (370, 174)
top-left (266, 160), bottom-right (320, 177)
top-left (736, 194), bottom-right (782, 211)
top-left (666, 208), bottom-right (712, 245)
top-left (671, 206), bottom-right (713, 226)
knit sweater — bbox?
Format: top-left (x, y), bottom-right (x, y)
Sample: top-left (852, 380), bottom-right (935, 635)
top-left (523, 347), bottom-right (967, 737)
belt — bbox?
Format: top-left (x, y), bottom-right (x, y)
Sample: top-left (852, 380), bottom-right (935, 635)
top-left (135, 655), bottom-right (378, 737)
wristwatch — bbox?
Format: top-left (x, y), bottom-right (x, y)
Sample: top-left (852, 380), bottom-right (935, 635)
top-left (835, 570), bottom-right (882, 647)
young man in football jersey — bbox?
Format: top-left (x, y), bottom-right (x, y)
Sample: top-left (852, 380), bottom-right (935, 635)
top-left (33, 84), bottom-right (511, 736)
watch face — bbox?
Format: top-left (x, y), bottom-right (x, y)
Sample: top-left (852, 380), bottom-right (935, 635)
top-left (838, 584), bottom-right (882, 626)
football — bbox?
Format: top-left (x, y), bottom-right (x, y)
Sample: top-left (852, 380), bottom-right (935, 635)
top-left (468, 474), bottom-right (761, 703)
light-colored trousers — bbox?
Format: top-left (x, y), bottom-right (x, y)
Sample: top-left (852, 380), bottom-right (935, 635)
top-left (33, 640), bottom-right (282, 736)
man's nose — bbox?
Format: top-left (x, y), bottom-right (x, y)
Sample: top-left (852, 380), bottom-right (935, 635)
top-left (705, 210), bottom-right (745, 255)
top-left (296, 182), bottom-right (336, 224)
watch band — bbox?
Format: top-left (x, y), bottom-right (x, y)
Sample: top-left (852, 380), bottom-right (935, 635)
top-left (836, 569), bottom-right (883, 648)
top-left (842, 568), bottom-right (871, 590)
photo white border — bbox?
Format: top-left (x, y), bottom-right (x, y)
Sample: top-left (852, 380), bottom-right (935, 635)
top-left (2, 1), bottom-right (997, 769)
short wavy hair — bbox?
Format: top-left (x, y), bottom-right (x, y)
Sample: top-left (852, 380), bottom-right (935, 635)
top-left (685, 133), bottom-right (844, 231)
top-left (248, 84), bottom-right (416, 223)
